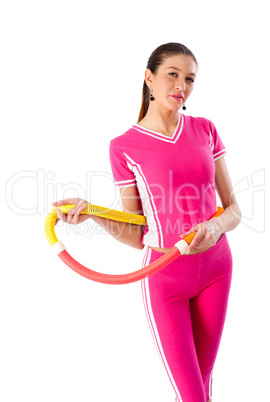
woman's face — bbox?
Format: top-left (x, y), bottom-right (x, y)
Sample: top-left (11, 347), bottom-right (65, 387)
top-left (146, 54), bottom-right (197, 112)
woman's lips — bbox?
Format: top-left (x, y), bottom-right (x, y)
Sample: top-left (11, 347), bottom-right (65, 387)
top-left (170, 95), bottom-right (183, 101)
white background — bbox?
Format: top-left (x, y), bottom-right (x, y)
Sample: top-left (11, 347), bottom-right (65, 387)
top-left (1, 0), bottom-right (269, 401)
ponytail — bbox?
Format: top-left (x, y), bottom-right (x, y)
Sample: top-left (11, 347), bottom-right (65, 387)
top-left (137, 81), bottom-right (150, 123)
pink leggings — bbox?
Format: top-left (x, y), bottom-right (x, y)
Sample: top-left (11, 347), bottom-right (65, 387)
top-left (141, 234), bottom-right (233, 402)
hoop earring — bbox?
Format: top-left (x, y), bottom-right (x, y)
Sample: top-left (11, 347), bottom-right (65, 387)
top-left (182, 104), bottom-right (186, 110)
top-left (150, 90), bottom-right (155, 101)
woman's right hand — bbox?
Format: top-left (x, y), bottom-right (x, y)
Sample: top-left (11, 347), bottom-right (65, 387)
top-left (51, 198), bottom-right (90, 226)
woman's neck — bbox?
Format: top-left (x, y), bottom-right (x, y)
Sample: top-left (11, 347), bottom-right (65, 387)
top-left (138, 105), bottom-right (180, 137)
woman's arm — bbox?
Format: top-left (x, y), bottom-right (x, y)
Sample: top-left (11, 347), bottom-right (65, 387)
top-left (212, 156), bottom-right (242, 234)
top-left (179, 157), bottom-right (242, 253)
top-left (90, 185), bottom-right (145, 250)
top-left (53, 185), bottom-right (145, 250)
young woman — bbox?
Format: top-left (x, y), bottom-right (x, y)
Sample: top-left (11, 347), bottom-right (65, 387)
top-left (53, 43), bottom-right (241, 402)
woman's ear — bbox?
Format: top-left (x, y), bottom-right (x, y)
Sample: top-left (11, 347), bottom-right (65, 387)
top-left (144, 68), bottom-right (154, 88)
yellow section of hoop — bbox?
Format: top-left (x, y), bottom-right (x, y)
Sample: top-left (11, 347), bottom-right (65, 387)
top-left (44, 204), bottom-right (147, 247)
top-left (45, 209), bottom-right (59, 246)
top-left (59, 204), bottom-right (147, 225)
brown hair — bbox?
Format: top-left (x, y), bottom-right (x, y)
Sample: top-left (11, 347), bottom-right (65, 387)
top-left (137, 42), bottom-right (198, 123)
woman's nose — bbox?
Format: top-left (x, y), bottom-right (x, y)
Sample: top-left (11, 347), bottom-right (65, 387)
top-left (176, 78), bottom-right (186, 91)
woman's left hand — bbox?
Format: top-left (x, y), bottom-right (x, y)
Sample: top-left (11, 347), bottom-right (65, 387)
top-left (179, 218), bottom-right (223, 254)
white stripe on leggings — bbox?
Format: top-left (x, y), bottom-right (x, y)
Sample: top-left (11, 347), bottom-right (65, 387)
top-left (141, 247), bottom-right (182, 402)
top-left (209, 370), bottom-right (213, 400)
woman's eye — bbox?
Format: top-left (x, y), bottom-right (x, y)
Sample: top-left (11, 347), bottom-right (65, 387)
top-left (169, 73), bottom-right (194, 83)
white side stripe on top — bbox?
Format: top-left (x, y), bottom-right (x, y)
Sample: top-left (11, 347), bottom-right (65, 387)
top-left (123, 152), bottom-right (164, 248)
top-left (209, 130), bottom-right (214, 152)
top-left (141, 248), bottom-right (182, 402)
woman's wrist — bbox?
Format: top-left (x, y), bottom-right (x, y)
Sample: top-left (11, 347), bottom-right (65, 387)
top-left (210, 217), bottom-right (224, 240)
top-left (212, 204), bottom-right (242, 237)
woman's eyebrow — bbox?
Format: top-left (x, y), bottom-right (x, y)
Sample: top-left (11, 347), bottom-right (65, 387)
top-left (168, 66), bottom-right (196, 76)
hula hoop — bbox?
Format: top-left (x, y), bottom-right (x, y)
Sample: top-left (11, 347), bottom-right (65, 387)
top-left (45, 204), bottom-right (224, 285)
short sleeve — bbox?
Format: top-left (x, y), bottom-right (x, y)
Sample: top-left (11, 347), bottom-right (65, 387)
top-left (109, 140), bottom-right (136, 187)
top-left (208, 119), bottom-right (227, 161)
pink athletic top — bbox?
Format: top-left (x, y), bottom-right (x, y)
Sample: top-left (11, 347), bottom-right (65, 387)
top-left (109, 113), bottom-right (226, 248)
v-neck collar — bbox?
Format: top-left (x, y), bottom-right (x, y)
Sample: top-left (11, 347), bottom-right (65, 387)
top-left (132, 113), bottom-right (184, 143)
